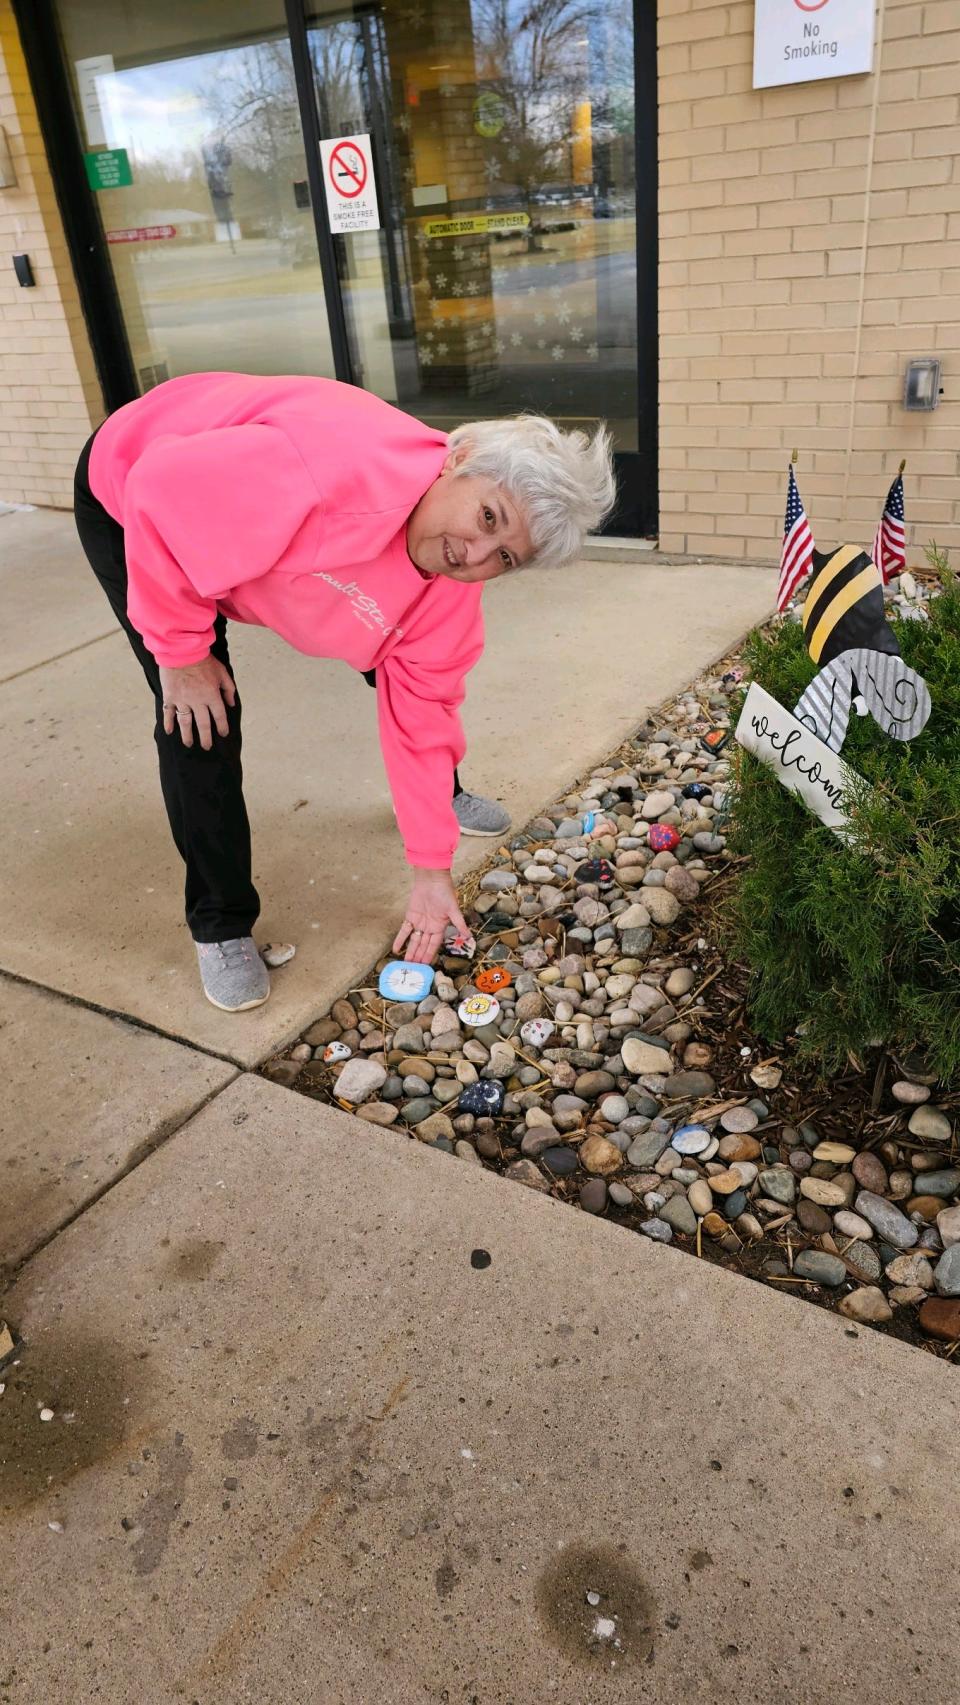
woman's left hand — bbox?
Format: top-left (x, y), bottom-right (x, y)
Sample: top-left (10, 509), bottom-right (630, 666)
top-left (394, 868), bottom-right (468, 965)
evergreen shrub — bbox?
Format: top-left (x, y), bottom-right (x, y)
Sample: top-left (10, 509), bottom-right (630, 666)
top-left (727, 546), bottom-right (960, 1079)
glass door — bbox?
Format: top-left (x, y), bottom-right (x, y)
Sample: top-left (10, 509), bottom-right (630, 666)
top-left (56, 0), bottom-right (339, 388)
top-left (307, 0), bottom-right (639, 452)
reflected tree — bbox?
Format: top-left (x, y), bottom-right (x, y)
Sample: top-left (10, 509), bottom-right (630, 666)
top-left (473, 0), bottom-right (598, 248)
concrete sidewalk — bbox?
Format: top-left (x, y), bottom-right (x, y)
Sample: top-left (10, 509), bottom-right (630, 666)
top-left (2, 1076), bottom-right (957, 1705)
top-left (0, 506), bottom-right (773, 1067)
top-left (4, 506), bottom-right (957, 1705)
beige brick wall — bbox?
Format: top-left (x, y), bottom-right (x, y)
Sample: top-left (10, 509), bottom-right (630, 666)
top-left (0, 2), bottom-right (100, 508)
top-left (2, 0), bottom-right (958, 548)
top-left (658, 0), bottom-right (960, 564)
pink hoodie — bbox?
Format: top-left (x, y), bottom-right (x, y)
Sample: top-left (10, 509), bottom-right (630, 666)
top-left (89, 372), bottom-right (485, 870)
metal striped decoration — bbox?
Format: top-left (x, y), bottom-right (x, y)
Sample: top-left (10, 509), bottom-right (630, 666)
top-left (794, 647), bottom-right (931, 752)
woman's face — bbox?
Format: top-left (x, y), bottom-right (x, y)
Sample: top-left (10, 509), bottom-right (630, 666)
top-left (406, 453), bottom-right (533, 584)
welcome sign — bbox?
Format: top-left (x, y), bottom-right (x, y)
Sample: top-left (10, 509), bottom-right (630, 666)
top-left (753, 0), bottom-right (875, 89)
top-left (735, 683), bottom-right (868, 840)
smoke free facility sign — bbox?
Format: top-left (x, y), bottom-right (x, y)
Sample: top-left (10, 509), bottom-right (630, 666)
top-left (319, 134), bottom-right (380, 234)
top-left (754, 0), bottom-right (875, 89)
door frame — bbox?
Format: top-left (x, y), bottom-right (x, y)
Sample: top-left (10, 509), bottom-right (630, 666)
top-left (14, 0), bottom-right (657, 536)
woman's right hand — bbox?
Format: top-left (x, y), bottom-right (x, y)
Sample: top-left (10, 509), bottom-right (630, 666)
top-left (159, 656), bottom-right (237, 750)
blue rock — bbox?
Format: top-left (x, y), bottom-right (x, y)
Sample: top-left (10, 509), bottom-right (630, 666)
top-left (722, 1189), bottom-right (748, 1220)
top-left (457, 1081), bottom-right (506, 1117)
top-left (682, 782), bottom-right (711, 801)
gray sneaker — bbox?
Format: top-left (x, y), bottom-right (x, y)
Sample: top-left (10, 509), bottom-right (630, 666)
top-left (453, 790), bottom-right (511, 837)
top-left (195, 937), bottom-right (270, 1011)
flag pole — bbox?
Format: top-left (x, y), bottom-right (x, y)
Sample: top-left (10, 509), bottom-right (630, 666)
top-left (791, 448), bottom-right (798, 464)
top-left (898, 458), bottom-right (906, 475)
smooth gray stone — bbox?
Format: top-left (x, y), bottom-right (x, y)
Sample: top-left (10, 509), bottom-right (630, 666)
top-left (659, 1196), bottom-right (697, 1237)
top-left (793, 1250), bottom-right (846, 1287)
top-left (399, 1097), bottom-right (436, 1126)
top-left (627, 1129), bottom-right (670, 1169)
top-left (916, 1170), bottom-right (960, 1199)
top-left (855, 1191), bottom-right (919, 1251)
top-left (934, 1244), bottom-right (960, 1296)
top-left (758, 1167), bottom-right (796, 1206)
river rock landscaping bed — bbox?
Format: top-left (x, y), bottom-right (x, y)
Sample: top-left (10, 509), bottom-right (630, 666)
top-left (263, 572), bottom-right (959, 1358)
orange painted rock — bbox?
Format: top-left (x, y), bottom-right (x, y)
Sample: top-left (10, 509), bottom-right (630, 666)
top-left (476, 966), bottom-right (512, 994)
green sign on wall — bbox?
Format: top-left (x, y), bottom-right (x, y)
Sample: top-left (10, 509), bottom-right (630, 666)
top-left (84, 148), bottom-right (132, 191)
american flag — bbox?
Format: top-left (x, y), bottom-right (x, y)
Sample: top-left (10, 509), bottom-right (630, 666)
top-left (777, 463), bottom-right (814, 611)
top-left (872, 471), bottom-right (905, 584)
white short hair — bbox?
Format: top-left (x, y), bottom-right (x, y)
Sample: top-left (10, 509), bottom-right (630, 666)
top-left (446, 413), bottom-right (617, 569)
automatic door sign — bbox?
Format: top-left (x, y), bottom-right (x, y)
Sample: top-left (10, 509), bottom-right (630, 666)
top-left (319, 134), bottom-right (380, 234)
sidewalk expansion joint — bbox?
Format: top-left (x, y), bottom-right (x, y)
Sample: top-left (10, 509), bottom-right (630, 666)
top-left (0, 964), bottom-right (255, 1072)
top-left (0, 625), bottom-right (122, 689)
top-left (3, 1070), bottom-right (243, 1288)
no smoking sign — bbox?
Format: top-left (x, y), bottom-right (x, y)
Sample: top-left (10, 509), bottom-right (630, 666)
top-left (319, 133), bottom-right (380, 234)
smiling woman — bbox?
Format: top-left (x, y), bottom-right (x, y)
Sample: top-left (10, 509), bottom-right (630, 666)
top-left (407, 414), bottom-right (614, 581)
top-left (73, 370), bottom-right (615, 1012)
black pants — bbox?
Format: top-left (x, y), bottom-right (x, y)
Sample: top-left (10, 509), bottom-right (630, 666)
top-left (74, 433), bottom-right (260, 942)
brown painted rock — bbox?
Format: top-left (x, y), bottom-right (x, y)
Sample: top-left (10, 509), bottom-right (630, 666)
top-left (918, 1297), bottom-right (960, 1341)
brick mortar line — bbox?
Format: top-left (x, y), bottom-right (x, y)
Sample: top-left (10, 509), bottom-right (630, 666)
top-left (843, 0), bottom-right (887, 519)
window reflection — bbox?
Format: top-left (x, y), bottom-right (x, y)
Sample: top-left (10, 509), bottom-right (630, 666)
top-left (322, 0), bottom-right (639, 447)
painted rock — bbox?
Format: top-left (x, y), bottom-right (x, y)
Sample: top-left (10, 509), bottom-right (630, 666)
top-left (476, 966), bottom-right (513, 994)
top-left (682, 782), bottom-right (711, 801)
top-left (521, 1018), bottom-right (555, 1049)
top-left (700, 729), bottom-right (729, 754)
top-left (378, 960), bottom-right (435, 1001)
top-left (458, 993), bottom-right (501, 1028)
top-left (647, 824), bottom-right (680, 853)
top-left (575, 858), bottom-right (615, 888)
top-left (323, 1041), bottom-right (352, 1064)
top-left (671, 1124), bottom-right (712, 1157)
top-left (445, 931), bottom-right (476, 959)
top-left (457, 1080), bottom-right (505, 1117)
